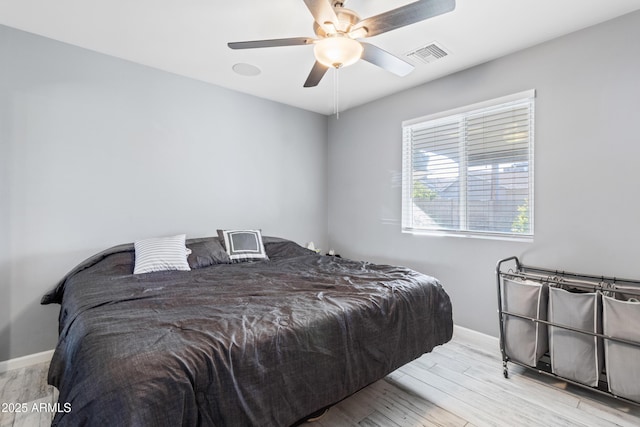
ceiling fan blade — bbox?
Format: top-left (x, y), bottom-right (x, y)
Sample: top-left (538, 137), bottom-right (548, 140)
top-left (228, 37), bottom-right (315, 50)
top-left (353, 0), bottom-right (455, 38)
top-left (303, 61), bottom-right (330, 87)
top-left (360, 42), bottom-right (414, 76)
top-left (303, 0), bottom-right (339, 27)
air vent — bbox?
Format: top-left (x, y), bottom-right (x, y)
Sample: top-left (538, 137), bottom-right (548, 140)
top-left (405, 42), bottom-right (449, 65)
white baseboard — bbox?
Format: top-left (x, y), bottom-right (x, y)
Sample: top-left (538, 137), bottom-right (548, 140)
top-left (0, 349), bottom-right (54, 374)
top-left (453, 325), bottom-right (499, 353)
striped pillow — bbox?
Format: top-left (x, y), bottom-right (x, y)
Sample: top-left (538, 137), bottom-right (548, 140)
top-left (133, 234), bottom-right (191, 274)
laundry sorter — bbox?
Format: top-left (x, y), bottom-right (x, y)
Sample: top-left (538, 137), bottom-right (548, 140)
top-left (497, 256), bottom-right (640, 405)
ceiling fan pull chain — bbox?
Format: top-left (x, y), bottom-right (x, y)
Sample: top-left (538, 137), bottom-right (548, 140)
top-left (334, 66), bottom-right (340, 119)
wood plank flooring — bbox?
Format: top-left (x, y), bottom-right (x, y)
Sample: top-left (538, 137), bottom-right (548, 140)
top-left (0, 362), bottom-right (56, 427)
top-left (302, 336), bottom-right (640, 427)
top-left (2, 335), bottom-right (640, 426)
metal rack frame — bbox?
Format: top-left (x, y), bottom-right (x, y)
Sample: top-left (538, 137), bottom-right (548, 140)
top-left (496, 256), bottom-right (640, 406)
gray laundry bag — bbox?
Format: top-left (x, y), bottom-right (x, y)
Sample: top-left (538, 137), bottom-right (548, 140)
top-left (603, 294), bottom-right (640, 402)
top-left (548, 287), bottom-right (602, 387)
top-left (502, 277), bottom-right (548, 367)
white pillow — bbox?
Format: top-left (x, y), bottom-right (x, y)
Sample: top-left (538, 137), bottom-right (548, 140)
top-left (133, 234), bottom-right (192, 274)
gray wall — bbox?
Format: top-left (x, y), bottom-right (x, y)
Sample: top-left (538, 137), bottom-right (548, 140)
top-left (327, 11), bottom-right (640, 337)
top-left (0, 25), bottom-right (328, 361)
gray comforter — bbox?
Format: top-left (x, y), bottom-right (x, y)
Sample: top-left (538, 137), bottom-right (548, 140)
top-left (42, 237), bottom-right (453, 426)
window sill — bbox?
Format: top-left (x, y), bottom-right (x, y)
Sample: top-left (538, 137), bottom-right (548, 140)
top-left (402, 229), bottom-right (533, 243)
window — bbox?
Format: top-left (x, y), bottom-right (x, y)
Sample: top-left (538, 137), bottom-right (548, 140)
top-left (402, 90), bottom-right (535, 239)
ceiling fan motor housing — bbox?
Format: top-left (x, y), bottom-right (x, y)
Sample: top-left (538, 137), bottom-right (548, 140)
top-left (313, 7), bottom-right (361, 37)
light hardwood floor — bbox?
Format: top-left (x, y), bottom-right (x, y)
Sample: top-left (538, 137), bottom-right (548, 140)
top-left (2, 336), bottom-right (640, 426)
top-left (302, 337), bottom-right (640, 427)
top-left (0, 361), bottom-right (57, 427)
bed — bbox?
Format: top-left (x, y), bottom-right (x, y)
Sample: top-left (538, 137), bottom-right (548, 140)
top-left (42, 235), bottom-right (453, 426)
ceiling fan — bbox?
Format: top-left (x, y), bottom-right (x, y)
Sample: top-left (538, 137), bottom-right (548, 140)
top-left (228, 0), bottom-right (456, 88)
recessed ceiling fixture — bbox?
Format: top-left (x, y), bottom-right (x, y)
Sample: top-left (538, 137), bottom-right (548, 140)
top-left (227, 0), bottom-right (456, 88)
top-left (232, 63), bottom-right (261, 76)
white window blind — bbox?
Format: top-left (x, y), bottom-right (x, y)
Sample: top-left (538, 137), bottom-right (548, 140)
top-left (402, 90), bottom-right (535, 239)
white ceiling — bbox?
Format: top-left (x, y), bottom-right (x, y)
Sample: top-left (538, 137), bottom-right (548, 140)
top-left (1, 0), bottom-right (639, 115)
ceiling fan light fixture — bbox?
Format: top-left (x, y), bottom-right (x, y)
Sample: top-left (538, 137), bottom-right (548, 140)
top-left (313, 35), bottom-right (363, 68)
